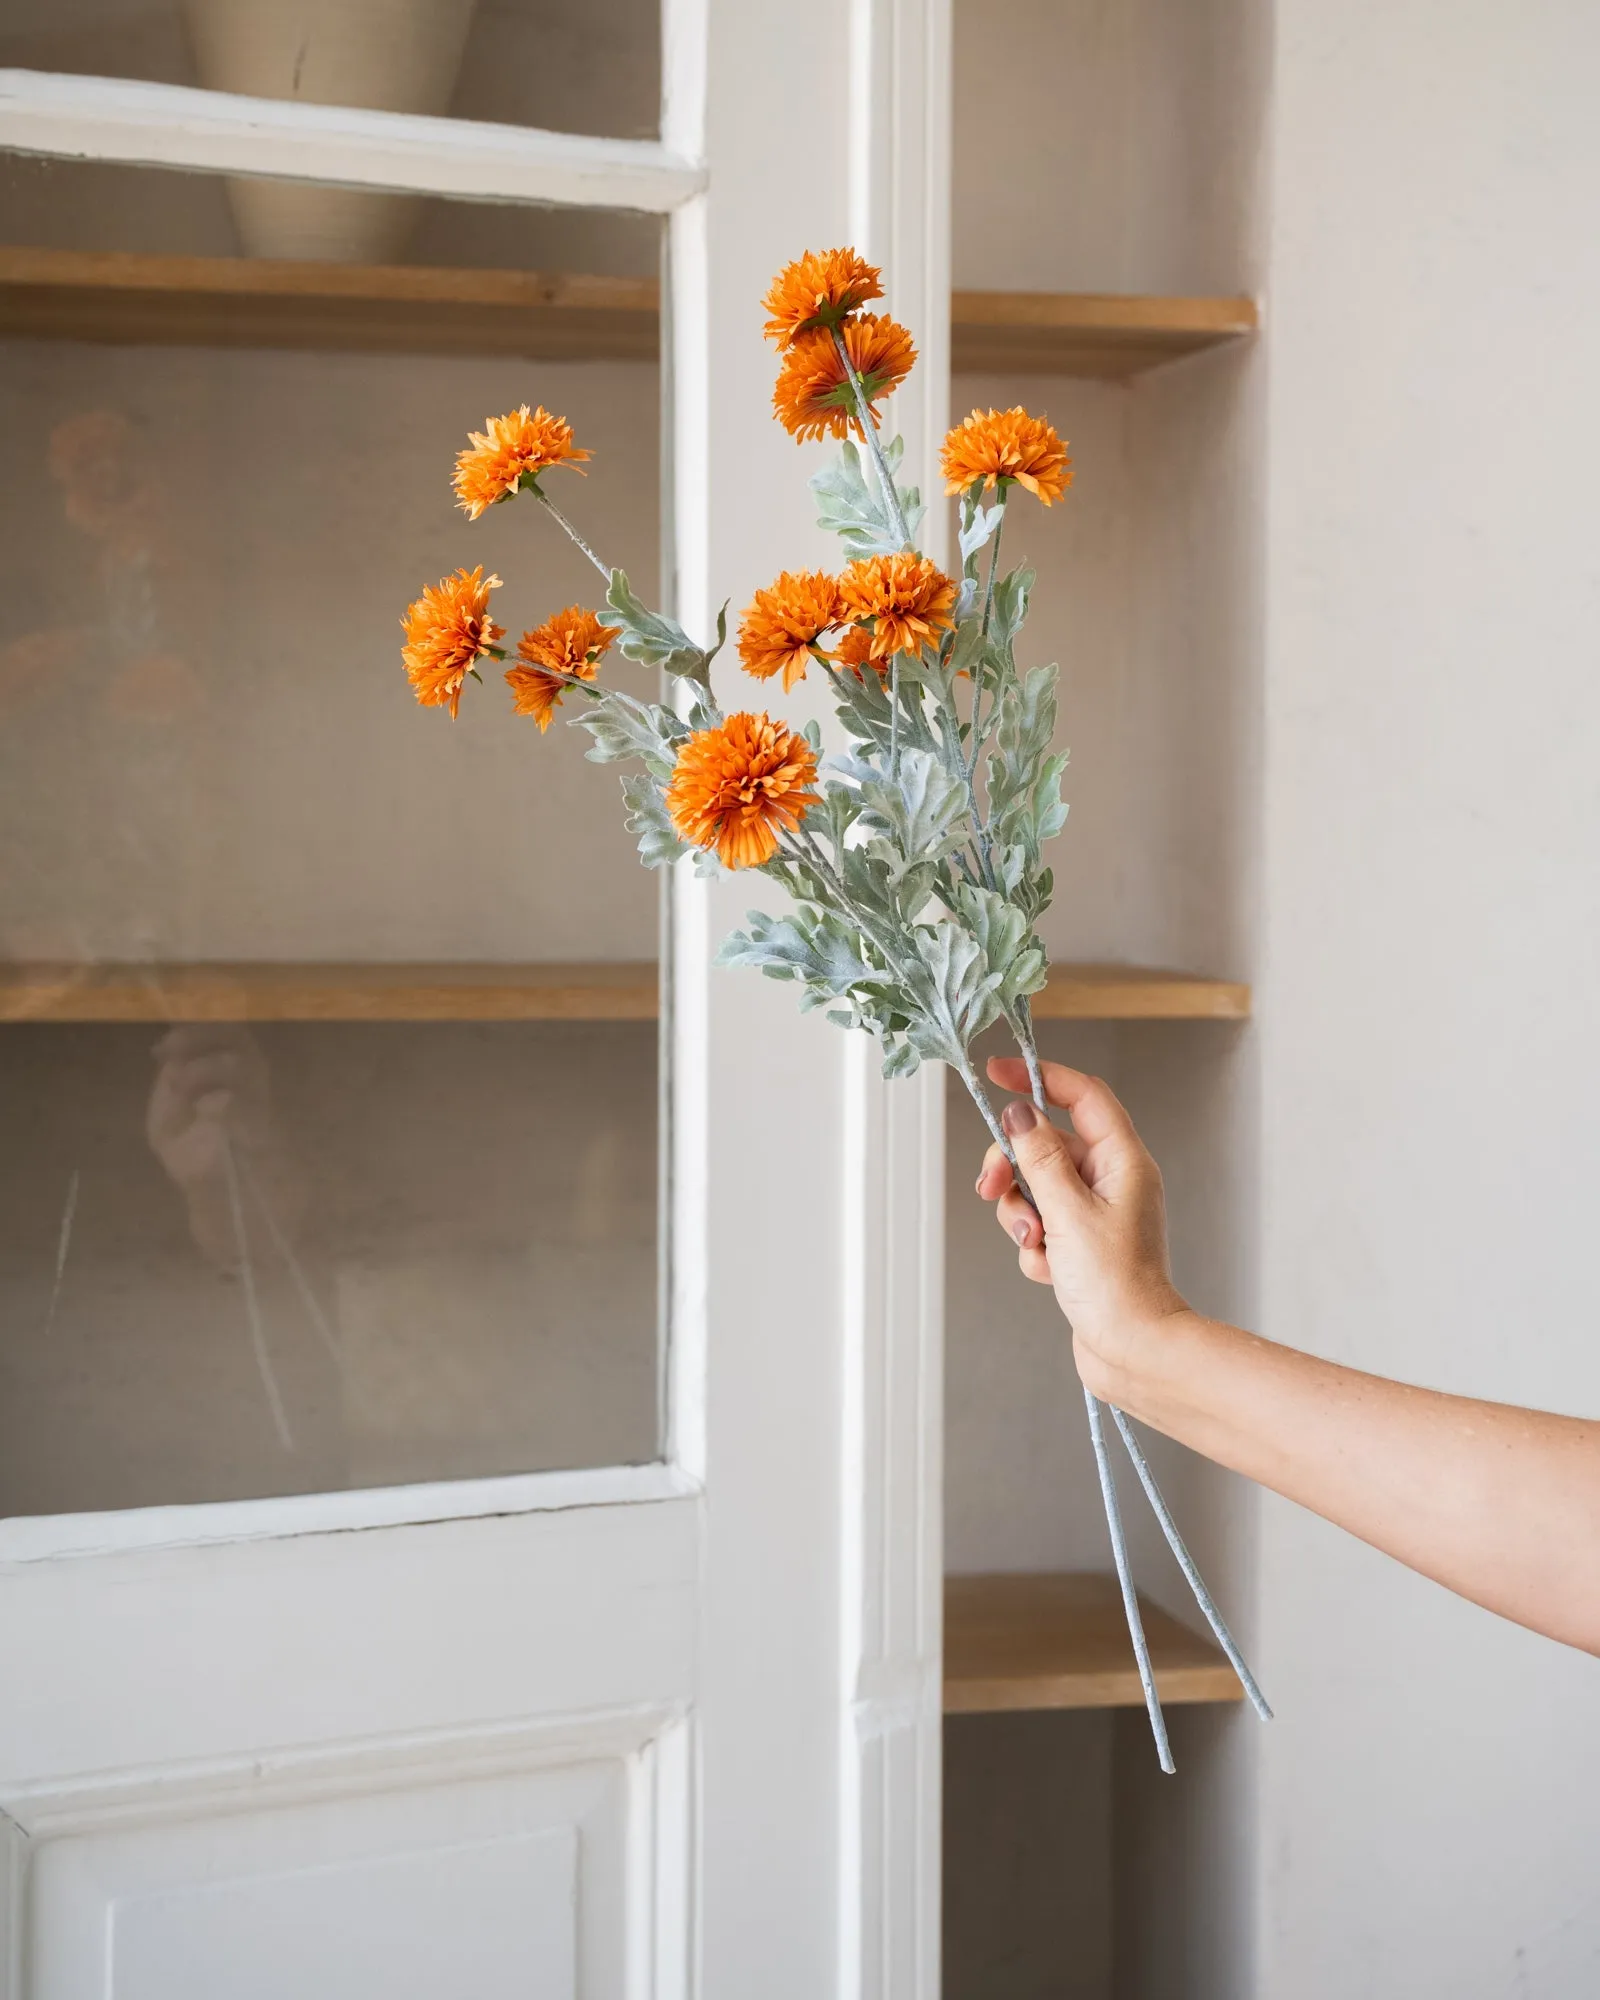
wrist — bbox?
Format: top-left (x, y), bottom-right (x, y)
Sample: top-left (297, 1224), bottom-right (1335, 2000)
top-left (1071, 1290), bottom-right (1196, 1411)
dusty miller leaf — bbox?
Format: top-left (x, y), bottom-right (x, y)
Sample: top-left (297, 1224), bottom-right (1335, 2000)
top-left (810, 436), bottom-right (924, 557)
top-left (600, 570), bottom-right (713, 684)
top-left (620, 772), bottom-right (687, 869)
top-left (573, 689), bottom-right (689, 777)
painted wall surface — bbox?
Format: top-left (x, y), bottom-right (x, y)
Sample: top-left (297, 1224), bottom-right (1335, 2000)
top-left (1257, 3), bottom-right (1600, 1993)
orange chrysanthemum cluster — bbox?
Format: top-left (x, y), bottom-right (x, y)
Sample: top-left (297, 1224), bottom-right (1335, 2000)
top-left (736, 569), bottom-right (842, 690)
top-left (452, 405), bottom-right (590, 519)
top-left (837, 552), bottom-right (957, 663)
top-left (773, 313), bottom-right (917, 442)
top-left (665, 711), bottom-right (820, 870)
top-left (764, 249), bottom-right (915, 442)
top-left (401, 566), bottom-right (504, 718)
top-left (505, 605), bottom-right (616, 731)
top-left (762, 248), bottom-right (885, 347)
top-left (940, 406), bottom-right (1072, 506)
top-left (736, 553), bottom-right (958, 688)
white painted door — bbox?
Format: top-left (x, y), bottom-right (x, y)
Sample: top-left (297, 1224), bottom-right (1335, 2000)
top-left (0, 2), bottom-right (949, 1996)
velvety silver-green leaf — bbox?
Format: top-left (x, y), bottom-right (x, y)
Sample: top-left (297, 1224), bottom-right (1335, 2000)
top-left (574, 688), bottom-right (689, 776)
top-left (1001, 943), bottom-right (1050, 1006)
top-left (620, 772), bottom-right (688, 869)
top-left (989, 564), bottom-right (1035, 653)
top-left (880, 1037), bottom-right (922, 1080)
top-left (953, 882), bottom-right (1029, 978)
top-left (600, 569), bottom-right (712, 683)
top-left (958, 489), bottom-right (1004, 570)
top-left (716, 908), bottom-right (873, 995)
top-left (810, 435), bottom-right (924, 557)
top-left (856, 748), bottom-right (967, 867)
top-left (912, 920), bottom-right (1003, 1046)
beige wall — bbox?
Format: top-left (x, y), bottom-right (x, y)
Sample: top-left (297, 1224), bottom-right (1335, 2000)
top-left (1256, 2), bottom-right (1600, 1992)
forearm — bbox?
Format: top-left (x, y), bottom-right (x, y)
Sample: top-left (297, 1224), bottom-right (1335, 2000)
top-left (1095, 1310), bottom-right (1600, 1655)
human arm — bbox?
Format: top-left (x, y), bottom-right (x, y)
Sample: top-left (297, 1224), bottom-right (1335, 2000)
top-left (975, 1056), bottom-right (1600, 1657)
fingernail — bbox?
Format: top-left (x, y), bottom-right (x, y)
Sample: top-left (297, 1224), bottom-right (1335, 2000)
top-left (1001, 1100), bottom-right (1037, 1137)
top-left (1012, 1219), bottom-right (1032, 1247)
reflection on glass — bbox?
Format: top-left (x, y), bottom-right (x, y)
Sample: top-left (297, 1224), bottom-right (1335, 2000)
top-left (0, 158), bottom-right (666, 1514)
top-left (0, 0), bottom-right (662, 144)
top-left (0, 1024), bottom-right (658, 1514)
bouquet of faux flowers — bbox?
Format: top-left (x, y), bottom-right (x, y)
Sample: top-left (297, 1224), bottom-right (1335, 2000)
top-left (399, 248), bottom-right (1269, 1769)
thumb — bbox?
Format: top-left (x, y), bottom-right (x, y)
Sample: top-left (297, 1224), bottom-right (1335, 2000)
top-left (1000, 1099), bottom-right (1087, 1232)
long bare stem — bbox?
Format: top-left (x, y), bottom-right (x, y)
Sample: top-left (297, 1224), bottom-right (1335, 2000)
top-left (1087, 1386), bottom-right (1175, 1772)
top-left (1004, 1008), bottom-right (1270, 1732)
top-left (1108, 1406), bottom-right (1274, 1723)
top-left (534, 487), bottom-right (612, 582)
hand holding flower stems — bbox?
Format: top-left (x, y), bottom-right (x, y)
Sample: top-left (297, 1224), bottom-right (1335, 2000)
top-left (397, 247), bottom-right (1269, 1769)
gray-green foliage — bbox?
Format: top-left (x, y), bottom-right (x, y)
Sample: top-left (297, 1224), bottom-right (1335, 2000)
top-left (557, 436), bottom-right (1068, 1080)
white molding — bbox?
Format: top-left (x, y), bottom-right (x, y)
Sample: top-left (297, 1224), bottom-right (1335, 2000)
top-left (0, 1459), bottom-right (699, 1565)
top-left (0, 69), bottom-right (706, 211)
top-left (0, 1704), bottom-right (683, 1837)
top-left (838, 4), bottom-right (952, 1997)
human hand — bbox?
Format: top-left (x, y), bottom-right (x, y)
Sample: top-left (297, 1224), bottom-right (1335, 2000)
top-left (145, 1025), bottom-right (304, 1267)
top-left (975, 1057), bottom-right (1187, 1398)
top-left (146, 1025), bottom-right (273, 1191)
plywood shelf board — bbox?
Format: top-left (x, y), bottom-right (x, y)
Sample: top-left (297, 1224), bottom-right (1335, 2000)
top-left (951, 288), bottom-right (1257, 378)
top-left (0, 961), bottom-right (662, 1024)
top-left (0, 247), bottom-right (1255, 377)
top-left (944, 1572), bottom-right (1245, 1714)
top-left (0, 961), bottom-right (1250, 1025)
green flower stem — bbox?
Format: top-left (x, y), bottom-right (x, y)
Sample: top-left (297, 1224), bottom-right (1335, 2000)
top-left (533, 487), bottom-right (612, 583)
top-left (828, 324), bottom-right (913, 551)
top-left (980, 499), bottom-right (1008, 638)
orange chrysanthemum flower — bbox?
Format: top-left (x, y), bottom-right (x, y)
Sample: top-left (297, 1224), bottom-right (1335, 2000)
top-left (831, 623), bottom-right (885, 679)
top-left (761, 248), bottom-right (884, 347)
top-left (401, 566), bottom-right (504, 718)
top-left (665, 711), bottom-right (820, 870)
top-left (452, 404), bottom-right (591, 519)
top-left (836, 551), bottom-right (957, 661)
top-left (505, 605), bottom-right (617, 731)
top-left (737, 569), bottom-right (843, 690)
top-left (940, 406), bottom-right (1073, 506)
top-left (772, 314), bottom-right (917, 442)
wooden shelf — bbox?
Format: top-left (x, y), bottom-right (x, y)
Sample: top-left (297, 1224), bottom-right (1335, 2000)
top-left (951, 289), bottom-right (1257, 378)
top-left (0, 247), bottom-right (660, 362)
top-left (1030, 963), bottom-right (1250, 1021)
top-left (944, 1572), bottom-right (1245, 1714)
top-left (0, 247), bottom-right (1255, 379)
top-left (0, 961), bottom-right (661, 1024)
top-left (0, 961), bottom-right (1250, 1025)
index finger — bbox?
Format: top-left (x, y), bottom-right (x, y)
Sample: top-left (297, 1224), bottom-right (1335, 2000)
top-left (985, 1056), bottom-right (1139, 1149)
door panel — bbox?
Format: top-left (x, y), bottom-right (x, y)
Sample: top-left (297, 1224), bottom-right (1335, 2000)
top-left (0, 0), bottom-right (950, 1990)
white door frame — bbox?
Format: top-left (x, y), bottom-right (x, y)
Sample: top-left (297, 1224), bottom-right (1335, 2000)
top-left (0, 4), bottom-right (950, 1990)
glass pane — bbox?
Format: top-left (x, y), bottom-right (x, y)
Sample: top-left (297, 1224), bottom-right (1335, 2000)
top-left (0, 155), bottom-right (667, 1513)
top-left (1, 0), bottom-right (661, 142)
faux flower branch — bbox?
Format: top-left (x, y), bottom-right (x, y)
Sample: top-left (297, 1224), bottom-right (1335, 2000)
top-left (399, 246), bottom-right (1269, 1769)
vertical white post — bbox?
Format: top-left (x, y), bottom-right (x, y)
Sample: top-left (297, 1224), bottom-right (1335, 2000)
top-left (838, 6), bottom-right (953, 1998)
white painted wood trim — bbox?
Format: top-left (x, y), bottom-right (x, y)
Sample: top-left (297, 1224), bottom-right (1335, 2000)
top-left (0, 1459), bottom-right (699, 1564)
top-left (837, 3), bottom-right (952, 1996)
top-left (0, 1703), bottom-right (683, 1835)
top-left (0, 69), bottom-right (706, 211)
